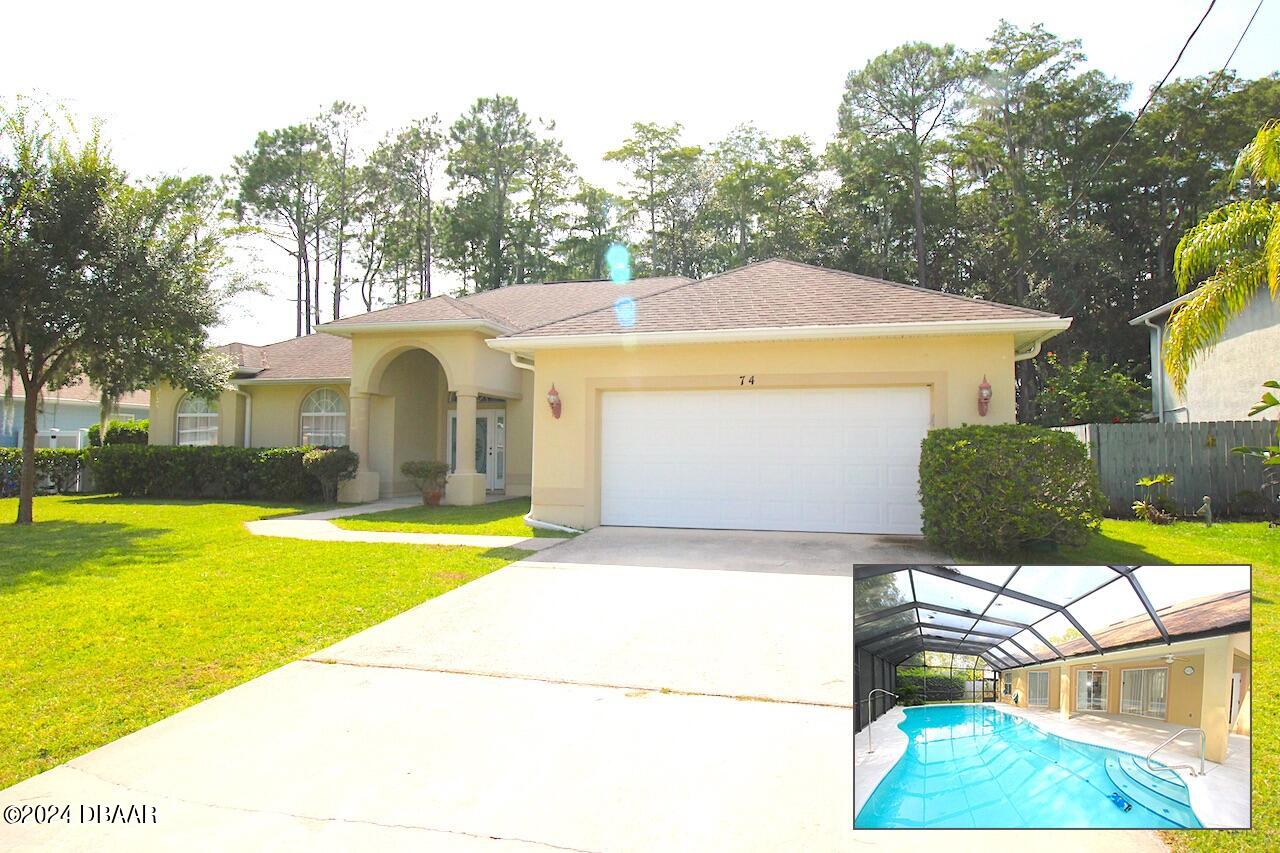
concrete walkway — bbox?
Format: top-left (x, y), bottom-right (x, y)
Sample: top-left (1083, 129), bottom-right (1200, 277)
top-left (244, 496), bottom-right (563, 551)
top-left (0, 530), bottom-right (859, 851)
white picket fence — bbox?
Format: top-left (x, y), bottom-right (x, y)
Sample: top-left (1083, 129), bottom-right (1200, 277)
top-left (1056, 421), bottom-right (1276, 517)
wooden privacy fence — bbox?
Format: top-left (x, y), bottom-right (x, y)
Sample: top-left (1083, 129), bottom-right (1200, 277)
top-left (1056, 421), bottom-right (1276, 517)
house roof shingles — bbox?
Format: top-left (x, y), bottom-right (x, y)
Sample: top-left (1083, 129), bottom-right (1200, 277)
top-left (3, 373), bottom-right (150, 407)
top-left (258, 258), bottom-right (1063, 381)
top-left (505, 258), bottom-right (1056, 339)
top-left (324, 277), bottom-right (693, 331)
top-left (1051, 589), bottom-right (1250, 659)
top-left (217, 334), bottom-right (352, 382)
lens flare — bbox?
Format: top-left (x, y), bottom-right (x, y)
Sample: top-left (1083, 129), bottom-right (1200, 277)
top-left (613, 296), bottom-right (637, 327)
top-left (605, 243), bottom-right (632, 283)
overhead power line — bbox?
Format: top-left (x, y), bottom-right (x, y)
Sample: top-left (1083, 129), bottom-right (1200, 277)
top-left (1211, 0), bottom-right (1265, 90)
top-left (1084, 0), bottom-right (1218, 184)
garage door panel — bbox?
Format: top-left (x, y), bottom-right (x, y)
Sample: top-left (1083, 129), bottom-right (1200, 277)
top-left (601, 388), bottom-right (929, 534)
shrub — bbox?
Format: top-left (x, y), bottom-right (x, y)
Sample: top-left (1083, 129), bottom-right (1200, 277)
top-left (919, 424), bottom-right (1106, 556)
top-left (0, 448), bottom-right (87, 496)
top-left (401, 460), bottom-right (450, 493)
top-left (86, 419), bottom-right (150, 446)
top-left (1033, 352), bottom-right (1148, 426)
top-left (896, 668), bottom-right (968, 702)
top-left (87, 445), bottom-right (324, 501)
top-left (303, 448), bottom-right (359, 503)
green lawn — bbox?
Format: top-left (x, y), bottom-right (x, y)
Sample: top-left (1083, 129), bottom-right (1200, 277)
top-left (0, 495), bottom-right (525, 790)
top-left (333, 496), bottom-right (571, 538)
top-left (1031, 520), bottom-right (1275, 850)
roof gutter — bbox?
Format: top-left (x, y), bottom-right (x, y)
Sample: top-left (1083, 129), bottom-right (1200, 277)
top-left (318, 319), bottom-right (513, 338)
top-left (1013, 326), bottom-right (1066, 362)
top-left (486, 317), bottom-right (1072, 352)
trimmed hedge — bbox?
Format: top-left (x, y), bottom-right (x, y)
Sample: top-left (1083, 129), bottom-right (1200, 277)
top-left (87, 445), bottom-right (326, 501)
top-left (0, 448), bottom-right (86, 497)
top-left (920, 424), bottom-right (1106, 555)
top-left (87, 419), bottom-right (149, 446)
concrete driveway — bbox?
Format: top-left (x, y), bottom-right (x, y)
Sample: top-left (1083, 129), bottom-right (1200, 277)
top-left (1, 528), bottom-right (866, 852)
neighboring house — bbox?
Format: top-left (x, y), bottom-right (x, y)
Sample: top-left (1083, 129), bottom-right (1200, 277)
top-left (1130, 289), bottom-right (1280, 422)
top-left (997, 589), bottom-right (1251, 762)
top-left (150, 258), bottom-right (1070, 534)
top-left (0, 375), bottom-right (149, 448)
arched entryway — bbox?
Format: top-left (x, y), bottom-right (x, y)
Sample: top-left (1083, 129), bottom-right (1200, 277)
top-left (366, 347), bottom-right (450, 498)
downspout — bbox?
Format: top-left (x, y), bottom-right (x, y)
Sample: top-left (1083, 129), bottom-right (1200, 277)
top-left (507, 352), bottom-right (584, 535)
top-left (1141, 318), bottom-right (1165, 423)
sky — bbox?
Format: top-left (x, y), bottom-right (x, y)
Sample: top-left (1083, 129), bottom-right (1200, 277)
top-left (4, 0), bottom-right (1277, 345)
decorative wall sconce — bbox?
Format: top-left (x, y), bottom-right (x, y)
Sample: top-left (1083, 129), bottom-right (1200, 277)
top-left (547, 384), bottom-right (562, 419)
top-left (977, 375), bottom-right (992, 417)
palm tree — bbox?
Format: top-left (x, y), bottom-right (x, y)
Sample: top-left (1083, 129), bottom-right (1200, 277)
top-left (1164, 119), bottom-right (1280, 392)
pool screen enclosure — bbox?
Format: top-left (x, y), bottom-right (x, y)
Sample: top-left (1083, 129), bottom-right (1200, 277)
top-left (854, 564), bottom-right (1249, 729)
top-left (855, 566), bottom-right (1186, 668)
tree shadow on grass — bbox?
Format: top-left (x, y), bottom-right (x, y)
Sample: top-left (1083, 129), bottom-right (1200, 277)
top-left (999, 536), bottom-right (1164, 567)
top-left (0, 520), bottom-right (172, 593)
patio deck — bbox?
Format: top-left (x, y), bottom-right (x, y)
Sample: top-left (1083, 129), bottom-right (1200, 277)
top-left (854, 702), bottom-right (1249, 830)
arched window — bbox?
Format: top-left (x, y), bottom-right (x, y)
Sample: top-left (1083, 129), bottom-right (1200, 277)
top-left (176, 395), bottom-right (219, 446)
top-left (300, 388), bottom-right (347, 447)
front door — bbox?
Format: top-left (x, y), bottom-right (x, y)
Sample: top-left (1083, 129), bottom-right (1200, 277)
top-left (449, 411), bottom-right (506, 492)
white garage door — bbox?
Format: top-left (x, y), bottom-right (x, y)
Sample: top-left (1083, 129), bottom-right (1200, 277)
top-left (600, 387), bottom-right (930, 534)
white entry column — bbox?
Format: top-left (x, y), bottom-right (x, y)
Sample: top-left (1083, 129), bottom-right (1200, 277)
top-left (445, 390), bottom-right (486, 505)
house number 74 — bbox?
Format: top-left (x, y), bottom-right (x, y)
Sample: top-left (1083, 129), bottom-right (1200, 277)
top-left (739, 375), bottom-right (755, 385)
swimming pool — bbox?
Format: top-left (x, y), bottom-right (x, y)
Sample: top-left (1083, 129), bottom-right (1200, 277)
top-left (855, 705), bottom-right (1202, 828)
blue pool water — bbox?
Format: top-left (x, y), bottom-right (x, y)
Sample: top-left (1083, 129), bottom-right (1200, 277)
top-left (856, 705), bottom-right (1202, 829)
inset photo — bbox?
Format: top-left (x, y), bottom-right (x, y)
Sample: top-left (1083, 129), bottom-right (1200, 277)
top-left (854, 565), bottom-right (1250, 830)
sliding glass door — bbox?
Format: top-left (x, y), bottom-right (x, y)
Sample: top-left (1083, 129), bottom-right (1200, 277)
top-left (1120, 668), bottom-right (1168, 719)
top-left (1028, 671), bottom-right (1049, 707)
top-left (1076, 670), bottom-right (1108, 711)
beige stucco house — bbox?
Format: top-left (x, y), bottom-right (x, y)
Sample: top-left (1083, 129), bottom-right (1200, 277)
top-left (995, 589), bottom-right (1250, 764)
top-left (151, 259), bottom-right (1070, 534)
top-left (1131, 288), bottom-right (1280, 422)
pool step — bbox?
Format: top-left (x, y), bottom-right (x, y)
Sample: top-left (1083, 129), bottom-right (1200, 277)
top-left (1103, 756), bottom-right (1200, 828)
top-left (1115, 754), bottom-right (1192, 806)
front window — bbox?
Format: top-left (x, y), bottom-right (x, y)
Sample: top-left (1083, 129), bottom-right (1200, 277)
top-left (176, 395), bottom-right (219, 446)
top-left (1028, 671), bottom-right (1049, 707)
top-left (1076, 669), bottom-right (1109, 712)
top-left (300, 388), bottom-right (347, 447)
top-left (1002, 673), bottom-right (1012, 696)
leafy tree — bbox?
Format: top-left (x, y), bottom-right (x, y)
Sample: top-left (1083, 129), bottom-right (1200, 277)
top-left (317, 101), bottom-right (366, 320)
top-left (511, 128), bottom-right (574, 284)
top-left (388, 115), bottom-right (446, 300)
top-left (352, 135), bottom-right (398, 310)
top-left (605, 122), bottom-right (683, 275)
top-left (232, 122), bottom-right (328, 334)
top-left (1032, 351), bottom-right (1148, 426)
top-left (446, 96), bottom-right (534, 291)
top-left (1165, 119), bottom-right (1280, 392)
top-left (839, 42), bottom-right (965, 287)
top-left (557, 180), bottom-right (622, 280)
top-left (0, 98), bottom-right (229, 523)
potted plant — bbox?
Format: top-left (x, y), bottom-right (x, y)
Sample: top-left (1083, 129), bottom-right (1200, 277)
top-left (401, 460), bottom-right (450, 506)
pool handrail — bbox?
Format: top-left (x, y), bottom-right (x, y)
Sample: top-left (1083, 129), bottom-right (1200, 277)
top-left (863, 689), bottom-right (899, 753)
top-left (1146, 727), bottom-right (1205, 778)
